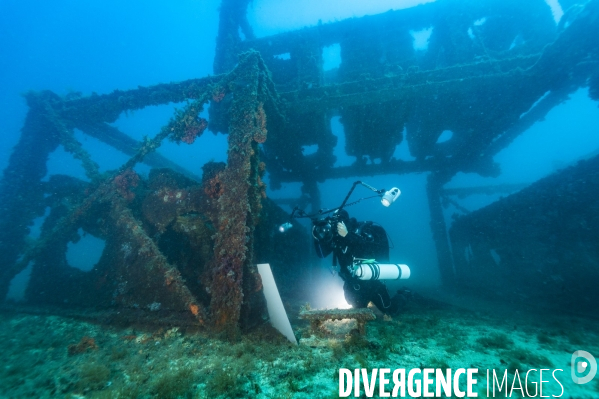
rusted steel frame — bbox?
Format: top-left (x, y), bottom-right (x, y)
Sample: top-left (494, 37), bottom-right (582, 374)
top-left (484, 85), bottom-right (582, 160)
top-left (448, 154), bottom-right (599, 313)
top-left (209, 51), bottom-right (265, 335)
top-left (77, 122), bottom-right (201, 181)
top-left (214, 0), bottom-right (255, 74)
top-left (6, 177), bottom-right (116, 294)
top-left (0, 76), bottom-right (219, 292)
top-left (109, 200), bottom-right (207, 324)
top-left (459, 1), bottom-right (599, 164)
top-left (0, 92), bottom-right (62, 301)
top-left (270, 71), bottom-right (584, 186)
top-left (2, 89), bottom-right (218, 302)
top-left (426, 173), bottom-right (455, 286)
top-left (57, 76), bottom-right (222, 125)
top-left (442, 183), bottom-right (528, 199)
top-left (54, 76), bottom-right (225, 181)
top-left (239, 2), bottom-right (435, 57)
top-left (526, 0), bottom-right (599, 80)
top-left (39, 97), bottom-right (102, 181)
top-left (273, 158), bottom-right (433, 183)
top-left (278, 55), bottom-right (539, 113)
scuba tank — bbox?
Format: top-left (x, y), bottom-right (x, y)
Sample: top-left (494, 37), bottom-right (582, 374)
top-left (351, 259), bottom-right (410, 280)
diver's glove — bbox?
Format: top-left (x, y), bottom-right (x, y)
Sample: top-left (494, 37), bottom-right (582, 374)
top-left (337, 221), bottom-right (348, 237)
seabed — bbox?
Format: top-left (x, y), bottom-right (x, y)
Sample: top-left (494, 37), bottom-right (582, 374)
top-left (2, 294), bottom-right (598, 399)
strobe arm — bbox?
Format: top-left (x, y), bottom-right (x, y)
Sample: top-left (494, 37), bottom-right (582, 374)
top-left (339, 181), bottom-right (385, 210)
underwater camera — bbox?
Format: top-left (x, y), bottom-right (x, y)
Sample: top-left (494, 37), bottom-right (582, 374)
top-left (283, 180), bottom-right (402, 242)
top-left (311, 210), bottom-right (347, 242)
top-left (282, 180), bottom-right (411, 281)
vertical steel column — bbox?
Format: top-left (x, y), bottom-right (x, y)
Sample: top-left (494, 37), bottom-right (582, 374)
top-left (426, 173), bottom-right (455, 286)
top-left (209, 52), bottom-right (263, 336)
top-left (0, 91), bottom-right (62, 301)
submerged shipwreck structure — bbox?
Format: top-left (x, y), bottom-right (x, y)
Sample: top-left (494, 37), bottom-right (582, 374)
top-left (1, 0), bottom-right (598, 334)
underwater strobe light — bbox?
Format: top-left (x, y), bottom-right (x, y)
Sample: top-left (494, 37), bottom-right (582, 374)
top-left (352, 261), bottom-right (410, 280)
top-left (278, 222), bottom-right (293, 233)
top-left (381, 187), bottom-right (401, 207)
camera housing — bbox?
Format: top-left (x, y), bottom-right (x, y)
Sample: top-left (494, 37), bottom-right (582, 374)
top-left (312, 216), bottom-right (338, 242)
top-left (312, 211), bottom-right (348, 242)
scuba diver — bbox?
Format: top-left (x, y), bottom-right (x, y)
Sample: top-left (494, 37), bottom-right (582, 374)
top-left (285, 181), bottom-right (409, 314)
top-left (312, 208), bottom-right (407, 315)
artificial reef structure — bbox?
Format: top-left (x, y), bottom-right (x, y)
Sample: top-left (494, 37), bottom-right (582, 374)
top-left (1, 0), bottom-right (599, 335)
top-left (0, 52), bottom-right (309, 337)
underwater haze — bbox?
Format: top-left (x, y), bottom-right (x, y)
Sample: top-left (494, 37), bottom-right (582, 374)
top-left (1, 0), bottom-right (599, 398)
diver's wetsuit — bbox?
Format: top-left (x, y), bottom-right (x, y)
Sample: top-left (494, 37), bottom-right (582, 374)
top-left (314, 217), bottom-right (401, 315)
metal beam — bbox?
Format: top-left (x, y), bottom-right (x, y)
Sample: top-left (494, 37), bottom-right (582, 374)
top-left (79, 122), bottom-right (201, 181)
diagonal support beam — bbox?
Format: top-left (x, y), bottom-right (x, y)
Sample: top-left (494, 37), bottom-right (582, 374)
top-left (79, 122), bottom-right (201, 181)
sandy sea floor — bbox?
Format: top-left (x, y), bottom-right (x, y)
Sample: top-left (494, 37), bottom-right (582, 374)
top-left (1, 294), bottom-right (598, 399)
